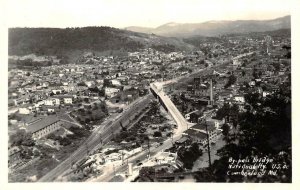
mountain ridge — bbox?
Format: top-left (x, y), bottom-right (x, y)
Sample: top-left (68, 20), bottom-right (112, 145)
top-left (8, 26), bottom-right (195, 59)
top-left (124, 15), bottom-right (291, 37)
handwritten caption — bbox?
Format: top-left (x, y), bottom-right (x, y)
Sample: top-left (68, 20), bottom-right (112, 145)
top-left (226, 156), bottom-right (289, 177)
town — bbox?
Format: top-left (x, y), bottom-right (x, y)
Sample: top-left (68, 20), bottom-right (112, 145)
top-left (8, 29), bottom-right (291, 182)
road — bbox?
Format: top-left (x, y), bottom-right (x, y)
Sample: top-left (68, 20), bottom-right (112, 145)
top-left (93, 137), bottom-right (177, 182)
top-left (150, 83), bottom-right (188, 137)
top-left (38, 94), bottom-right (152, 182)
top-left (94, 82), bottom-right (190, 182)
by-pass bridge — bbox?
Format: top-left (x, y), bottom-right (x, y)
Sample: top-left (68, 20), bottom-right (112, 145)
top-left (150, 82), bottom-right (188, 137)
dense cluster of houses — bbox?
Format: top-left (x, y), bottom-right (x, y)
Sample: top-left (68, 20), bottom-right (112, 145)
top-left (175, 33), bottom-right (291, 148)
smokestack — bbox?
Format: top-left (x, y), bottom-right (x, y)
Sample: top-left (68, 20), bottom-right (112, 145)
top-left (210, 79), bottom-right (213, 106)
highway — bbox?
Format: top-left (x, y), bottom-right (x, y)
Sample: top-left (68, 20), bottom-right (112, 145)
top-left (38, 94), bottom-right (152, 182)
top-left (150, 82), bottom-right (188, 137)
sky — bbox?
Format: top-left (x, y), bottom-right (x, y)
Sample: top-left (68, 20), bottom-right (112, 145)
top-left (4, 0), bottom-right (291, 28)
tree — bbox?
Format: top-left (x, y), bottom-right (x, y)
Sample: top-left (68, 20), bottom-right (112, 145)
top-left (244, 92), bottom-right (262, 111)
top-left (85, 118), bottom-right (90, 123)
top-left (9, 129), bottom-right (35, 147)
top-left (241, 70), bottom-right (246, 76)
top-left (84, 98), bottom-right (89, 103)
top-left (103, 79), bottom-right (110, 87)
top-left (224, 74), bottom-right (237, 88)
top-left (98, 88), bottom-right (105, 96)
top-left (58, 137), bottom-right (71, 146)
top-left (215, 103), bottom-right (230, 120)
top-left (273, 62), bottom-right (281, 72)
top-left (178, 143), bottom-right (202, 169)
top-left (195, 90), bottom-right (291, 182)
top-left (153, 131), bottom-right (162, 137)
top-left (221, 123), bottom-right (230, 137)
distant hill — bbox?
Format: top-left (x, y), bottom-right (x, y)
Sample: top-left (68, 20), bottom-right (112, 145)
top-left (124, 26), bottom-right (154, 34)
top-left (8, 27), bottom-right (195, 58)
top-left (183, 28), bottom-right (291, 49)
top-left (125, 15), bottom-right (291, 37)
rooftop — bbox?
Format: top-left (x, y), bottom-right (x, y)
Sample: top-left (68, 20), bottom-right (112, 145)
top-left (184, 129), bottom-right (207, 140)
top-left (26, 116), bottom-right (61, 133)
top-left (191, 122), bottom-right (216, 132)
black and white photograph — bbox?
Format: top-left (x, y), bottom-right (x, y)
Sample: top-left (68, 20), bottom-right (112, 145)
top-left (2, 0), bottom-right (299, 186)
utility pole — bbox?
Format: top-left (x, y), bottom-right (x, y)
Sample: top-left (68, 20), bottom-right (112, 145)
top-left (205, 120), bottom-right (212, 169)
top-left (113, 164), bottom-right (116, 176)
top-left (120, 121), bottom-right (124, 130)
top-left (111, 127), bottom-right (115, 140)
top-left (99, 133), bottom-right (102, 144)
top-left (121, 144), bottom-right (124, 165)
top-left (85, 142), bottom-right (89, 156)
top-left (121, 151), bottom-right (124, 165)
top-left (147, 137), bottom-right (150, 159)
top-left (209, 78), bottom-right (214, 107)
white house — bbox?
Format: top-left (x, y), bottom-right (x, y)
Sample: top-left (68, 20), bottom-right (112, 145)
top-left (44, 98), bottom-right (60, 106)
top-left (19, 107), bottom-right (31, 114)
top-left (62, 85), bottom-right (75, 92)
top-left (111, 79), bottom-right (121, 86)
top-left (232, 59), bottom-right (242, 66)
top-left (52, 89), bottom-right (62, 94)
top-left (105, 87), bottom-right (120, 98)
top-left (234, 95), bottom-right (245, 103)
top-left (85, 81), bottom-right (95, 87)
top-left (249, 81), bottom-right (256, 86)
top-left (63, 97), bottom-right (73, 104)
